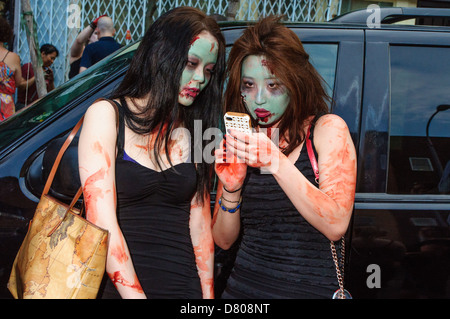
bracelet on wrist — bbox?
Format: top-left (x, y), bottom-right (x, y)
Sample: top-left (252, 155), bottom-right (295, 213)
top-left (221, 196), bottom-right (240, 204)
top-left (223, 185), bottom-right (242, 193)
top-left (218, 195), bottom-right (242, 214)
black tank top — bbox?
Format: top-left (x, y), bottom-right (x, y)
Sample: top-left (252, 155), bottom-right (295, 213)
top-left (222, 117), bottom-right (337, 299)
top-left (98, 99), bottom-right (202, 298)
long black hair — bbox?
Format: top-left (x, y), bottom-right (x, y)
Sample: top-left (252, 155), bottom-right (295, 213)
top-left (111, 6), bottom-right (226, 203)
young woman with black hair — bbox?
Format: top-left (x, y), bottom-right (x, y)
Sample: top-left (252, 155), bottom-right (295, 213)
top-left (78, 7), bottom-right (225, 299)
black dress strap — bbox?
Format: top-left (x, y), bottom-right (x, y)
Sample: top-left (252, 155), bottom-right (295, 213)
top-left (1, 51), bottom-right (9, 62)
top-left (114, 98), bottom-right (125, 157)
top-left (308, 112), bottom-right (326, 141)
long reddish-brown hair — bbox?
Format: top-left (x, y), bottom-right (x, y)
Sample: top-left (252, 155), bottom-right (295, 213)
top-left (225, 15), bottom-right (330, 155)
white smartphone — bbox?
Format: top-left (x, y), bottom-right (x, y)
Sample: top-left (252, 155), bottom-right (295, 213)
top-left (224, 112), bottom-right (252, 134)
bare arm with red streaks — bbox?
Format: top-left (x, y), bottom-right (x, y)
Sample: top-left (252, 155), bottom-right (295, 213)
top-left (190, 193), bottom-right (214, 299)
top-left (78, 101), bottom-right (146, 298)
top-left (276, 114), bottom-right (356, 240)
top-left (211, 138), bottom-right (246, 250)
top-left (226, 114), bottom-right (357, 241)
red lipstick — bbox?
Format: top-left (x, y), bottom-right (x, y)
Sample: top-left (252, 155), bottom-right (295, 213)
top-left (254, 108), bottom-right (273, 123)
top-left (255, 108), bottom-right (271, 118)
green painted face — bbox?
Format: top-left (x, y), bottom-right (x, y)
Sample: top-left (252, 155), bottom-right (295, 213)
top-left (240, 55), bottom-right (290, 126)
top-left (178, 31), bottom-right (218, 107)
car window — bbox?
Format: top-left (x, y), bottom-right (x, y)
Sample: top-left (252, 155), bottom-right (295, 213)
top-left (303, 43), bottom-right (338, 104)
top-left (0, 42), bottom-right (139, 151)
top-left (388, 45), bottom-right (450, 195)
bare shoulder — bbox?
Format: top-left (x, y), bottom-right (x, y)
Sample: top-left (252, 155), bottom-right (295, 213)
top-left (4, 51), bottom-right (21, 69)
top-left (313, 114), bottom-right (352, 152)
top-left (315, 113), bottom-right (348, 131)
top-left (86, 99), bottom-right (117, 114)
top-left (82, 99), bottom-right (119, 136)
top-left (84, 100), bottom-right (117, 122)
top-left (8, 51), bottom-right (20, 62)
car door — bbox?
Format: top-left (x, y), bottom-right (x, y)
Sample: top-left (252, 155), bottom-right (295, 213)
top-left (0, 43), bottom-right (137, 298)
top-left (348, 27), bottom-right (450, 298)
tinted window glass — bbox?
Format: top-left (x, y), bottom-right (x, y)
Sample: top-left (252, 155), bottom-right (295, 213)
top-left (0, 42), bottom-right (139, 151)
top-left (303, 43), bottom-right (338, 103)
top-left (388, 45), bottom-right (450, 194)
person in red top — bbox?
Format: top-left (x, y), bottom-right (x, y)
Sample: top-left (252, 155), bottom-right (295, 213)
top-left (0, 16), bottom-right (30, 121)
top-left (16, 44), bottom-right (59, 110)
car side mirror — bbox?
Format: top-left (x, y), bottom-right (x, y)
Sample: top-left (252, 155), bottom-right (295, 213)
top-left (25, 132), bottom-right (81, 203)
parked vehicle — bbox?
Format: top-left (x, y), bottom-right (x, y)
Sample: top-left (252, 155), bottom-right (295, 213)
top-left (0, 8), bottom-right (449, 299)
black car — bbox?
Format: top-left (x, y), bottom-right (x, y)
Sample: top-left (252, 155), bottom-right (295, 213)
top-left (1, 8), bottom-right (449, 299)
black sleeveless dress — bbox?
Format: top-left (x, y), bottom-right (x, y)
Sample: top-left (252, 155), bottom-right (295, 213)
top-left (222, 120), bottom-right (338, 299)
top-left (98, 100), bottom-right (202, 299)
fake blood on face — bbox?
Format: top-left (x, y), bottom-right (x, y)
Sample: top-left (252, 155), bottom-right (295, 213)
top-left (254, 108), bottom-right (272, 123)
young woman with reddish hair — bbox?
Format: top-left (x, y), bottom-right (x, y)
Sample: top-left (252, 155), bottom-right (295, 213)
top-left (213, 16), bottom-right (357, 298)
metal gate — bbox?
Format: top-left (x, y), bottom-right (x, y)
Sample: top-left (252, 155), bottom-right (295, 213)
top-left (14, 0), bottom-right (341, 87)
top-left (153, 0), bottom-right (341, 22)
top-left (14, 0), bottom-right (148, 86)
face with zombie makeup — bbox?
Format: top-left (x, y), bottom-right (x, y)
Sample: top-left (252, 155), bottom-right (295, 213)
top-left (178, 31), bottom-right (219, 107)
top-left (240, 55), bottom-right (290, 126)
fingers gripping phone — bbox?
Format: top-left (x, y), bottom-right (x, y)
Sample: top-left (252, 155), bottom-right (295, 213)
top-left (224, 112), bottom-right (252, 134)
